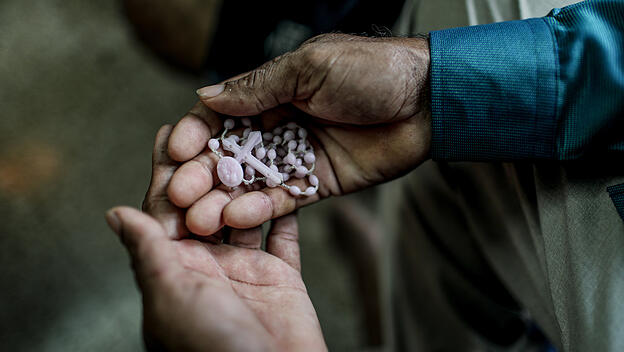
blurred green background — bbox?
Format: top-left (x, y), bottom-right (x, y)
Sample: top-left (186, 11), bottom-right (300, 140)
top-left (0, 1), bottom-right (366, 350)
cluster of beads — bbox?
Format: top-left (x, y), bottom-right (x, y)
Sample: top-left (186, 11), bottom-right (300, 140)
top-left (208, 118), bottom-right (319, 197)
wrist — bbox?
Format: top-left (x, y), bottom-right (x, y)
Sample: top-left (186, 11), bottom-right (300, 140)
top-left (402, 36), bottom-right (432, 164)
top-left (401, 36), bottom-right (431, 119)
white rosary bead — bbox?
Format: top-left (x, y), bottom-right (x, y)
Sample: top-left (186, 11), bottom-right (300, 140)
top-left (297, 128), bottom-right (307, 139)
top-left (245, 165), bottom-right (255, 176)
top-left (241, 117), bottom-right (252, 127)
top-left (273, 135), bottom-right (282, 144)
top-left (283, 130), bottom-right (295, 142)
top-left (255, 147), bottom-right (266, 159)
top-left (224, 119), bottom-right (235, 130)
top-left (304, 152), bottom-right (315, 164)
top-left (287, 140), bottom-right (297, 150)
top-left (308, 174), bottom-right (319, 186)
top-left (208, 138), bottom-right (219, 150)
top-left (304, 187), bottom-right (316, 196)
top-left (295, 166), bottom-right (307, 178)
top-left (267, 149), bottom-right (276, 160)
top-left (273, 127), bottom-right (283, 135)
top-left (289, 185), bottom-right (301, 196)
top-left (284, 152), bottom-right (296, 165)
top-left (263, 132), bottom-right (273, 141)
top-left (266, 177), bottom-right (279, 188)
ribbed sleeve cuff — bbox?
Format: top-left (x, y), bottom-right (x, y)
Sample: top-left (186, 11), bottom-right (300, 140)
top-left (429, 18), bottom-right (559, 161)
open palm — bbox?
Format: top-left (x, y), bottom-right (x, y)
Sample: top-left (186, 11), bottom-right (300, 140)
top-left (107, 126), bottom-right (326, 352)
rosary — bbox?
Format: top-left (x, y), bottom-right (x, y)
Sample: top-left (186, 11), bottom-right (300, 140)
top-left (208, 118), bottom-right (319, 197)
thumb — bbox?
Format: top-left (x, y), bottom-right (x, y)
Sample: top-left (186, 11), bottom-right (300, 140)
top-left (196, 52), bottom-right (310, 116)
top-left (105, 206), bottom-right (181, 288)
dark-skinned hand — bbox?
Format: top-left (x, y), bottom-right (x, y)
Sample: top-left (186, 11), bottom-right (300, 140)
top-left (167, 33), bottom-right (431, 235)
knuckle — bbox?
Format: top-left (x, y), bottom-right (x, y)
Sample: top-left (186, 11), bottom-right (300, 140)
top-left (299, 46), bottom-right (331, 69)
top-left (259, 192), bottom-right (276, 220)
top-left (300, 34), bottom-right (325, 46)
top-left (300, 33), bottom-right (336, 47)
top-left (253, 97), bottom-right (267, 113)
top-left (141, 198), bottom-right (150, 212)
top-left (191, 157), bottom-right (214, 179)
top-left (142, 195), bottom-right (168, 216)
top-left (245, 69), bottom-right (263, 88)
top-left (272, 230), bottom-right (299, 242)
top-left (230, 68), bottom-right (268, 91)
top-left (248, 69), bottom-right (261, 87)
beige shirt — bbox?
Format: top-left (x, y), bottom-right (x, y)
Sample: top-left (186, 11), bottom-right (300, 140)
top-left (394, 0), bottom-right (581, 34)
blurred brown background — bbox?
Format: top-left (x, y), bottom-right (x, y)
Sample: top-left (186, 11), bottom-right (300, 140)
top-left (0, 1), bottom-right (384, 350)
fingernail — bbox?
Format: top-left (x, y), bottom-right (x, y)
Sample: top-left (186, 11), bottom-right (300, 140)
top-left (196, 84), bottom-right (225, 98)
top-left (105, 209), bottom-right (121, 235)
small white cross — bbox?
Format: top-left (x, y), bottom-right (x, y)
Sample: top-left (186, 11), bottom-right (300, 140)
top-left (222, 131), bottom-right (283, 184)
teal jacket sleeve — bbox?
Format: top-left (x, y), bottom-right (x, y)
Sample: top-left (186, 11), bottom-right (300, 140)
top-left (429, 0), bottom-right (624, 161)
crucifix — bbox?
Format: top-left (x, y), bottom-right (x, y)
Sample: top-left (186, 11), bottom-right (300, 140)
top-left (217, 131), bottom-right (283, 188)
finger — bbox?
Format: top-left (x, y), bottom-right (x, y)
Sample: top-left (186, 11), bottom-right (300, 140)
top-left (222, 189), bottom-right (291, 229)
top-left (167, 147), bottom-right (220, 208)
top-left (105, 206), bottom-right (181, 289)
top-left (221, 181), bottom-right (320, 229)
top-left (228, 226), bottom-right (262, 249)
top-left (196, 51), bottom-right (316, 116)
top-left (184, 141), bottom-right (332, 231)
top-left (145, 125), bottom-right (175, 199)
top-left (142, 125), bottom-right (187, 239)
top-left (185, 187), bottom-right (245, 236)
top-left (168, 101), bottom-right (223, 162)
top-left (266, 214), bottom-right (300, 272)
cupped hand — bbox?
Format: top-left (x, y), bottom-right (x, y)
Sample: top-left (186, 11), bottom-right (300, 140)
top-left (167, 33), bottom-right (432, 235)
top-left (106, 126), bottom-right (327, 352)
top-left (199, 33), bottom-right (430, 125)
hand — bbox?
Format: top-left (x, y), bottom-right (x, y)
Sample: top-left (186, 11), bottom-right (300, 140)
top-left (167, 33), bottom-right (431, 235)
top-left (105, 126), bottom-right (327, 352)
